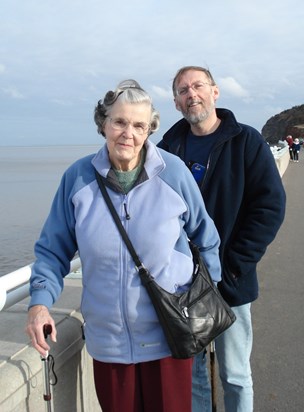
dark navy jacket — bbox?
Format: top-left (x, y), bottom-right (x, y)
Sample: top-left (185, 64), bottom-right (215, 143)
top-left (158, 108), bottom-right (286, 306)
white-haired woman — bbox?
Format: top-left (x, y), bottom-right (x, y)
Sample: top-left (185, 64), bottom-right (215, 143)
top-left (26, 80), bottom-right (221, 412)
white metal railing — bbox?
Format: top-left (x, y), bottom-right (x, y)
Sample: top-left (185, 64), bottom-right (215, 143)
top-left (270, 141), bottom-right (289, 158)
top-left (0, 258), bottom-right (81, 311)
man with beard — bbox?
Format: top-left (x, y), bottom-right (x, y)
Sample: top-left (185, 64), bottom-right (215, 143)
top-left (157, 66), bottom-right (286, 412)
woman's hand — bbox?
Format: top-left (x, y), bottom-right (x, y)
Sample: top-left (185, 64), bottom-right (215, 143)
top-left (25, 305), bottom-right (57, 357)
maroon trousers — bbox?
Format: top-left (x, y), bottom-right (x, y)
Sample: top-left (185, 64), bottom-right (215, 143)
top-left (93, 356), bottom-right (193, 412)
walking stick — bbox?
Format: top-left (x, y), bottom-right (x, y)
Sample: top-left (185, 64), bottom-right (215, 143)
top-left (41, 324), bottom-right (55, 412)
top-left (210, 340), bottom-right (217, 412)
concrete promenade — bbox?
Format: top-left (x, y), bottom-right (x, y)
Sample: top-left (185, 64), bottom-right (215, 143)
top-left (214, 157), bottom-right (304, 411)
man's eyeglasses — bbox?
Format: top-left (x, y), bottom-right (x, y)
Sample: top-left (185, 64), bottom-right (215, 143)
top-left (176, 81), bottom-right (212, 96)
top-left (109, 117), bottom-right (150, 136)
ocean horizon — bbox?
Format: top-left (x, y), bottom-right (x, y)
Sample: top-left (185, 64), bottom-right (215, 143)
top-left (0, 144), bottom-right (102, 277)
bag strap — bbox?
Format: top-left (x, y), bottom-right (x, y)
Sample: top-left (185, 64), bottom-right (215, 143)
top-left (95, 170), bottom-right (145, 270)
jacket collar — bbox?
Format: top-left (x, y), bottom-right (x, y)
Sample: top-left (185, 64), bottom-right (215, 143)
top-left (91, 140), bottom-right (166, 182)
top-left (162, 108), bottom-right (242, 155)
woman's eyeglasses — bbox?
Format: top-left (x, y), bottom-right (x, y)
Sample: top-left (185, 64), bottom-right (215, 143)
top-left (109, 117), bottom-right (150, 135)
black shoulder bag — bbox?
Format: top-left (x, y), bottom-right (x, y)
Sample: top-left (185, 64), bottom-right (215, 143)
top-left (95, 171), bottom-right (236, 359)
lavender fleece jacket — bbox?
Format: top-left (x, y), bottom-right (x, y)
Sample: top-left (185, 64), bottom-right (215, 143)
top-left (29, 140), bottom-right (221, 363)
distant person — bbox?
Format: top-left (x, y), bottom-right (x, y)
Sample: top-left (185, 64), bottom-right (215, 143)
top-left (292, 137), bottom-right (301, 162)
top-left (286, 134), bottom-right (294, 160)
top-left (157, 65), bottom-right (286, 412)
top-left (25, 79), bottom-right (221, 412)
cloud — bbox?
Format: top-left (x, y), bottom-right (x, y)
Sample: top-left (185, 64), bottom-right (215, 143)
top-left (218, 77), bottom-right (251, 101)
top-left (151, 85), bottom-right (172, 100)
top-left (51, 98), bottom-right (74, 106)
top-left (0, 0), bottom-right (303, 145)
top-left (2, 86), bottom-right (25, 99)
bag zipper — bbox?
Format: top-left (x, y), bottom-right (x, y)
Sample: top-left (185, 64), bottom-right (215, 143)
top-left (181, 285), bottom-right (212, 318)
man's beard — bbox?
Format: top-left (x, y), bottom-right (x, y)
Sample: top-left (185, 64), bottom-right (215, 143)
top-left (182, 100), bottom-right (215, 125)
top-left (183, 110), bottom-right (209, 125)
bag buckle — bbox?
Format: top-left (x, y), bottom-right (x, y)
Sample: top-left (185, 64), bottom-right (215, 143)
top-left (135, 263), bottom-right (146, 272)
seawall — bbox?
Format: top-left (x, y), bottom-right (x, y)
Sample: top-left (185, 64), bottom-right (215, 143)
top-left (0, 279), bottom-right (100, 411)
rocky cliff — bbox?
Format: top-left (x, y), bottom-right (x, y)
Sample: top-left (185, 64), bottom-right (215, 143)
top-left (261, 104), bottom-right (304, 144)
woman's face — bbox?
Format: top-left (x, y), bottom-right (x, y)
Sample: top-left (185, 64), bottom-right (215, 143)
top-left (104, 100), bottom-right (151, 171)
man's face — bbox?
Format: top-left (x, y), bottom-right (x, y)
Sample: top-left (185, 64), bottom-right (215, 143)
top-left (174, 70), bottom-right (219, 125)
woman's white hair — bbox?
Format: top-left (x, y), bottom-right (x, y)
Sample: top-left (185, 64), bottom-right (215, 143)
top-left (94, 79), bottom-right (160, 137)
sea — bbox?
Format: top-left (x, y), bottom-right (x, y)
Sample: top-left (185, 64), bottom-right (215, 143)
top-left (0, 145), bottom-right (101, 277)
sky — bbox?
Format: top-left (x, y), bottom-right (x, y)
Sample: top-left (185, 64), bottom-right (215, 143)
top-left (0, 0), bottom-right (303, 147)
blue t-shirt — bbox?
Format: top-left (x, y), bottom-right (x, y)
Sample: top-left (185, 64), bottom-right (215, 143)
top-left (185, 123), bottom-right (223, 183)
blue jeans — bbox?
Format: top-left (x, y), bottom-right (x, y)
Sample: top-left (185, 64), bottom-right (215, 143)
top-left (192, 304), bottom-right (253, 412)
top-left (192, 349), bottom-right (211, 411)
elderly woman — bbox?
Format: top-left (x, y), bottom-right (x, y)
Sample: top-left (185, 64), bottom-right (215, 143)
top-left (26, 80), bottom-right (221, 412)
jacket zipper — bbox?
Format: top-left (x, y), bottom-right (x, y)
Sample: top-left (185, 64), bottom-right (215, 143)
top-left (123, 195), bottom-right (131, 220)
top-left (120, 195), bottom-right (134, 360)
